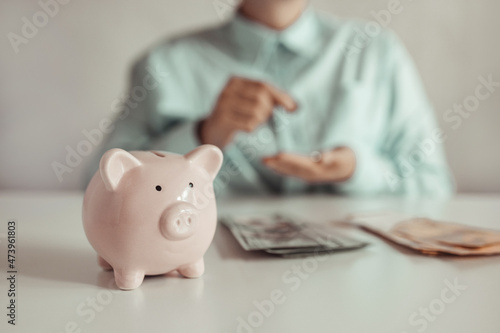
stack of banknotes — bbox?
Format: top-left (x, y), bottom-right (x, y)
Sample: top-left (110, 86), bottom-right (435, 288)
top-left (221, 214), bottom-right (368, 258)
top-left (350, 212), bottom-right (500, 256)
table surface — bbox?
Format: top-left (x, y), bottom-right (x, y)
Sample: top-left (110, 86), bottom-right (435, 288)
top-left (0, 192), bottom-right (499, 333)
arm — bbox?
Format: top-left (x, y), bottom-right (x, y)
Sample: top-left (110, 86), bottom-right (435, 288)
top-left (336, 33), bottom-right (454, 197)
top-left (83, 56), bottom-right (295, 196)
top-left (83, 52), bottom-right (201, 187)
top-left (261, 32), bottom-right (454, 198)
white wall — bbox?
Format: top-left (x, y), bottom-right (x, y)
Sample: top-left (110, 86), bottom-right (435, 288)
top-left (1, 0), bottom-right (499, 192)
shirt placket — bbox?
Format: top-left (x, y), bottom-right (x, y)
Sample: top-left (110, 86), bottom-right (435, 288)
top-left (263, 41), bottom-right (305, 194)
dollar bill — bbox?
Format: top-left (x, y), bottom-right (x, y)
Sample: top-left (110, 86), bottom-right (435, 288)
top-left (220, 214), bottom-right (368, 257)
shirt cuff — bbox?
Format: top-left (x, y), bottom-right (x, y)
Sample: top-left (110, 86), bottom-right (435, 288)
top-left (150, 121), bottom-right (201, 154)
top-left (334, 141), bottom-right (396, 195)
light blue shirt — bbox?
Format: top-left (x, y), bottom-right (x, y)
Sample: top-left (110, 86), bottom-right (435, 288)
top-left (89, 8), bottom-right (454, 197)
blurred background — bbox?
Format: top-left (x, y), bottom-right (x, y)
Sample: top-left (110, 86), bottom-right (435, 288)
top-left (1, 0), bottom-right (499, 192)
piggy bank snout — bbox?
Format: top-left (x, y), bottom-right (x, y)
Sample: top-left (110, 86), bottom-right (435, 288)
top-left (160, 203), bottom-right (199, 241)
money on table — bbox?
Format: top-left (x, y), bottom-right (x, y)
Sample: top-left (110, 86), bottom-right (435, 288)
top-left (350, 212), bottom-right (500, 256)
top-left (220, 214), bottom-right (368, 258)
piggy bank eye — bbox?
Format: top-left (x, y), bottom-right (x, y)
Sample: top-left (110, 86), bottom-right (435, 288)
top-left (155, 185), bottom-right (162, 191)
top-left (189, 182), bottom-right (194, 188)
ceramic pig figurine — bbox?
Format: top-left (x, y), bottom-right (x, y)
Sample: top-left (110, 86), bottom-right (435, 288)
top-left (82, 145), bottom-right (223, 290)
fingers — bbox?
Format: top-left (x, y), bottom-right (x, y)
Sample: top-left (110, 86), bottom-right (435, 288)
top-left (201, 77), bottom-right (296, 148)
top-left (223, 112), bottom-right (260, 133)
top-left (218, 99), bottom-right (270, 133)
top-left (231, 77), bottom-right (297, 112)
top-left (220, 77), bottom-right (296, 131)
top-left (261, 82), bottom-right (297, 112)
top-left (230, 97), bottom-right (272, 121)
top-left (262, 148), bottom-right (357, 183)
top-left (262, 153), bottom-right (313, 180)
top-left (263, 153), bottom-right (310, 166)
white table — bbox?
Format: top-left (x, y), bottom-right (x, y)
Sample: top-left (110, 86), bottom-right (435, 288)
top-left (0, 192), bottom-right (499, 333)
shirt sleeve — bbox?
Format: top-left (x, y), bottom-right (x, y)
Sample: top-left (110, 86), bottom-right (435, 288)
top-left (149, 122), bottom-right (201, 154)
top-left (82, 50), bottom-right (202, 188)
top-left (335, 32), bottom-right (455, 198)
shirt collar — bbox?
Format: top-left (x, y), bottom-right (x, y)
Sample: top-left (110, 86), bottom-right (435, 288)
top-left (229, 6), bottom-right (322, 61)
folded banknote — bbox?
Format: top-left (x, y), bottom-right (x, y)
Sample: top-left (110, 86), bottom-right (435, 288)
top-left (220, 214), bottom-right (368, 258)
top-left (350, 212), bottom-right (500, 256)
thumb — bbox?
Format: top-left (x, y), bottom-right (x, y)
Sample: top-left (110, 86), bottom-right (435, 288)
top-left (263, 83), bottom-right (297, 112)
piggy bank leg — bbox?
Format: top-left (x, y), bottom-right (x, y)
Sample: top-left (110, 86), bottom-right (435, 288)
top-left (98, 256), bottom-right (113, 271)
top-left (114, 269), bottom-right (145, 290)
top-left (177, 258), bottom-right (205, 278)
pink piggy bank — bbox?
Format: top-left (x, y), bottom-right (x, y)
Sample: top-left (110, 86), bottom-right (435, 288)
top-left (82, 144), bottom-right (223, 290)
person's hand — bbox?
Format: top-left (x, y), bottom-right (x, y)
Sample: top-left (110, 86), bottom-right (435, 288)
top-left (262, 147), bottom-right (356, 183)
top-left (199, 77), bottom-right (296, 149)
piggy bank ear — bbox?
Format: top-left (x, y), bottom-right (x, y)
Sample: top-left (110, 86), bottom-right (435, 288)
top-left (99, 149), bottom-right (141, 191)
top-left (185, 145), bottom-right (223, 180)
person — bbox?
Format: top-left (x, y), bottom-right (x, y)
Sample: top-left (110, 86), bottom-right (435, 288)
top-left (85, 0), bottom-right (454, 197)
